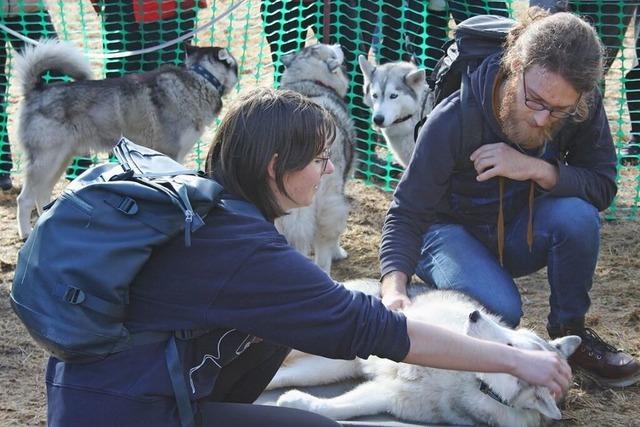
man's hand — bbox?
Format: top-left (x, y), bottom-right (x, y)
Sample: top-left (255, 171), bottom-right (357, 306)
top-left (380, 271), bottom-right (411, 311)
top-left (470, 143), bottom-right (558, 189)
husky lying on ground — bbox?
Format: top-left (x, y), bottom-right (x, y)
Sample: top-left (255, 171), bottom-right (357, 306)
top-left (276, 44), bottom-right (356, 274)
top-left (358, 56), bottom-right (432, 168)
top-left (270, 279), bottom-right (580, 427)
top-left (14, 39), bottom-right (238, 240)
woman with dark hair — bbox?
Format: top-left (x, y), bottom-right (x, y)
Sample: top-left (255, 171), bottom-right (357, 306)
top-left (45, 88), bottom-right (571, 426)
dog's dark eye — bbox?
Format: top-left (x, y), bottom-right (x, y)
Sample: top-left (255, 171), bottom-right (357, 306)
top-left (507, 343), bottom-right (513, 347)
top-left (372, 93), bottom-right (378, 99)
top-left (390, 93), bottom-right (398, 99)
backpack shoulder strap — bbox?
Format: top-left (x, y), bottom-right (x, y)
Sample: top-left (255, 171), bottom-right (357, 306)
top-left (456, 68), bottom-right (484, 171)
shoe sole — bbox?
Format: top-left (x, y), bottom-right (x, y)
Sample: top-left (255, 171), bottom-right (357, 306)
top-left (576, 366), bottom-right (640, 388)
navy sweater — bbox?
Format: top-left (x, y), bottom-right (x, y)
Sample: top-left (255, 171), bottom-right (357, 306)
top-left (47, 198), bottom-right (409, 426)
top-left (380, 53), bottom-right (617, 279)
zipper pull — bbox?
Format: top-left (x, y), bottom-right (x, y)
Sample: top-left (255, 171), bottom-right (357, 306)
top-left (184, 209), bottom-right (193, 247)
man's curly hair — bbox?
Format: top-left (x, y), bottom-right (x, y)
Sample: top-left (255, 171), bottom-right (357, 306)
top-left (501, 7), bottom-right (604, 120)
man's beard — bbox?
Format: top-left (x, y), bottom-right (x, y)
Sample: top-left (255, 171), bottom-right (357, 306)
top-left (498, 77), bottom-right (562, 150)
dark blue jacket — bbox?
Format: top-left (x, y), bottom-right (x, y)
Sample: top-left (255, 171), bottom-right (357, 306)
top-left (380, 53), bottom-right (617, 279)
top-left (47, 198), bottom-right (409, 426)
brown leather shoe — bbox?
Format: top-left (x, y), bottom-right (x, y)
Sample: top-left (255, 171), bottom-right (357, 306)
top-left (552, 327), bottom-right (640, 388)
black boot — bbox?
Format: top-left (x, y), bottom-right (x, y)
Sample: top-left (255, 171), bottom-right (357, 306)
top-left (620, 136), bottom-right (640, 166)
top-left (0, 172), bottom-right (11, 191)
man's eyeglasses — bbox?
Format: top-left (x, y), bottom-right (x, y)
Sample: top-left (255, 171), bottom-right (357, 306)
top-left (315, 148), bottom-right (332, 173)
top-left (522, 72), bottom-right (581, 119)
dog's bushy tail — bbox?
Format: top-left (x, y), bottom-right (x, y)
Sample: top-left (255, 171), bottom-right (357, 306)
top-left (14, 39), bottom-right (92, 96)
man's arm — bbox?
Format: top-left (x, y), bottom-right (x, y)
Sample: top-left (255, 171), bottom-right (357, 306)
top-left (380, 271), bottom-right (411, 310)
top-left (379, 101), bottom-right (461, 309)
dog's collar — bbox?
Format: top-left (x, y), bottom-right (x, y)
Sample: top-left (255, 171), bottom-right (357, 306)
top-left (478, 379), bottom-right (512, 407)
top-left (297, 79), bottom-right (341, 97)
top-left (313, 80), bottom-right (336, 93)
top-left (393, 114), bottom-right (414, 125)
top-left (190, 64), bottom-right (224, 93)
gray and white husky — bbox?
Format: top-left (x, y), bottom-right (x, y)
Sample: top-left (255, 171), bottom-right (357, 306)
top-left (270, 279), bottom-right (581, 427)
top-left (276, 43), bottom-right (356, 274)
top-left (358, 56), bottom-right (432, 168)
top-left (14, 39), bottom-right (238, 239)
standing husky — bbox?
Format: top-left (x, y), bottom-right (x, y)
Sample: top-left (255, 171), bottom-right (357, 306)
top-left (358, 56), bottom-right (432, 168)
top-left (276, 44), bottom-right (356, 274)
top-left (14, 39), bottom-right (238, 240)
top-left (270, 279), bottom-right (581, 427)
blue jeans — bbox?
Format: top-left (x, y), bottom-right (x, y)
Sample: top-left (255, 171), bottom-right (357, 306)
top-left (415, 196), bottom-right (600, 328)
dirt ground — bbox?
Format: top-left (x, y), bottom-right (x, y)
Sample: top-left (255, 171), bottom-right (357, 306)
top-left (1, 177), bottom-right (639, 426)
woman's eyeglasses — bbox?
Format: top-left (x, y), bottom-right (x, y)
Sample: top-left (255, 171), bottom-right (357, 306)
top-left (315, 148), bottom-right (332, 173)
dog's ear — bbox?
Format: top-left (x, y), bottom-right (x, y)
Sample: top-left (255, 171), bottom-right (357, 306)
top-left (405, 68), bottom-right (426, 90)
top-left (516, 387), bottom-right (562, 420)
top-left (358, 55), bottom-right (375, 82)
top-left (330, 44), bottom-right (344, 64)
top-left (184, 43), bottom-right (197, 57)
top-left (281, 52), bottom-right (295, 68)
top-left (549, 335), bottom-right (582, 358)
top-left (217, 48), bottom-right (235, 67)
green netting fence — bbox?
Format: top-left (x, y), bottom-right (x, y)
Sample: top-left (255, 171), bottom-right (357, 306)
top-left (1, 0), bottom-right (639, 219)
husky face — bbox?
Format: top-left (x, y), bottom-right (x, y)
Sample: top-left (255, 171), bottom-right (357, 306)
top-left (185, 45), bottom-right (239, 96)
top-left (281, 44), bottom-right (349, 98)
top-left (466, 309), bottom-right (581, 420)
top-left (359, 56), bottom-right (426, 129)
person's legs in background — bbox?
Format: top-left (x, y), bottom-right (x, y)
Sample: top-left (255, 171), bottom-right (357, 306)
top-left (623, 9), bottom-right (640, 162)
top-left (335, 1), bottom-right (386, 179)
top-left (0, 32), bottom-right (12, 191)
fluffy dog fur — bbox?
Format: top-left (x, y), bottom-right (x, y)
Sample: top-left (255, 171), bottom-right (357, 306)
top-left (269, 279), bottom-right (581, 427)
top-left (14, 39), bottom-right (238, 239)
top-left (358, 56), bottom-right (432, 168)
top-left (276, 44), bottom-right (356, 274)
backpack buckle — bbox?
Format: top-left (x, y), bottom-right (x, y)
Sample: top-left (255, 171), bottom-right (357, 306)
top-left (116, 196), bottom-right (138, 215)
top-left (63, 287), bottom-right (85, 304)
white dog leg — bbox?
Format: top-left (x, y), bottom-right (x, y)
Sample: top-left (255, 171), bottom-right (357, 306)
top-left (267, 355), bottom-right (361, 390)
top-left (16, 188), bottom-right (36, 240)
top-left (277, 380), bottom-right (390, 420)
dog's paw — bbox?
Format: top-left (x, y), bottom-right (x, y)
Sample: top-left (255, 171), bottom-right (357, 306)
top-left (276, 389), bottom-right (320, 411)
top-left (332, 245), bottom-right (348, 261)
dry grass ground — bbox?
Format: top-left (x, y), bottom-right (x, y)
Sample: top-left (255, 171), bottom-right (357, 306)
top-left (1, 0), bottom-right (639, 425)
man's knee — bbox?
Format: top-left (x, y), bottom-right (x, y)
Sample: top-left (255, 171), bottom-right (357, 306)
top-left (543, 197), bottom-right (599, 240)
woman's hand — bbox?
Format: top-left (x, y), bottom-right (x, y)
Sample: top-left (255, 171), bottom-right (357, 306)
top-left (511, 348), bottom-right (572, 398)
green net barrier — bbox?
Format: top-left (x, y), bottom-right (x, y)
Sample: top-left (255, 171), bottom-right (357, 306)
top-left (0, 0), bottom-right (638, 219)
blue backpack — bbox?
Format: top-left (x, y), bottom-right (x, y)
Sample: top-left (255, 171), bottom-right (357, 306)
top-left (10, 137), bottom-right (245, 427)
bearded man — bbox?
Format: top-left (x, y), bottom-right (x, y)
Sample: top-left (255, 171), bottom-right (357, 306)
top-left (379, 7), bottom-right (640, 388)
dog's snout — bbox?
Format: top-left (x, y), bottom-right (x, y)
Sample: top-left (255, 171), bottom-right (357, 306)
top-left (469, 310), bottom-right (481, 323)
top-left (373, 115), bottom-right (385, 126)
